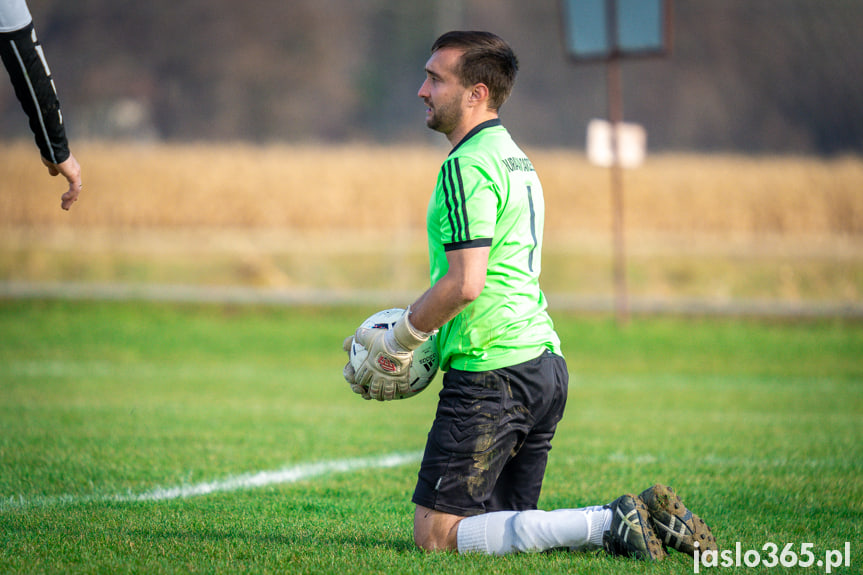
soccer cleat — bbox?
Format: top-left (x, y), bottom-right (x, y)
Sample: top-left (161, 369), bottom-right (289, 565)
top-left (639, 484), bottom-right (718, 556)
top-left (602, 494), bottom-right (667, 561)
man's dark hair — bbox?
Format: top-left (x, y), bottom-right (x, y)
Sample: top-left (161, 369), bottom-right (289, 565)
top-left (431, 31), bottom-right (519, 111)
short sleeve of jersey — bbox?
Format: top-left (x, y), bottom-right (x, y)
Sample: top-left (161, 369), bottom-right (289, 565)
top-left (433, 156), bottom-right (497, 251)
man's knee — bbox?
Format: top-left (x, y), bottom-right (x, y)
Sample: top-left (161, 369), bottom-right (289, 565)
top-left (413, 505), bottom-right (463, 552)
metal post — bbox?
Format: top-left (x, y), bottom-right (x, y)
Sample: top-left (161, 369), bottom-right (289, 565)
top-left (561, 0), bottom-right (671, 324)
top-left (607, 55), bottom-right (628, 325)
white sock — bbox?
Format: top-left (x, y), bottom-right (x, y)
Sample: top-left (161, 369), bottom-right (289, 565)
top-left (456, 506), bottom-right (612, 555)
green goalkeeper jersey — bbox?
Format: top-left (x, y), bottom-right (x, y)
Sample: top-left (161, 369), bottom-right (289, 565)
top-left (427, 119), bottom-right (562, 372)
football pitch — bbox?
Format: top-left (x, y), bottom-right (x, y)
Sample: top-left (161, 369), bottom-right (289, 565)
top-left (1, 299), bottom-right (861, 574)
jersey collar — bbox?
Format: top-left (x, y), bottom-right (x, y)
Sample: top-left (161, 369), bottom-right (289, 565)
top-left (449, 118), bottom-right (502, 156)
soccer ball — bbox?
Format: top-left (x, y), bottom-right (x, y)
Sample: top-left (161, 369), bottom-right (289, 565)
top-left (349, 308), bottom-right (439, 399)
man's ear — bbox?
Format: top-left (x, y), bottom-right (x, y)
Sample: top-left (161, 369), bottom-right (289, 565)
top-left (467, 83), bottom-right (490, 108)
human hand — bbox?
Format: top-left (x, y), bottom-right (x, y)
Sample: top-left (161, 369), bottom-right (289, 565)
top-left (353, 326), bottom-right (413, 401)
top-left (343, 335), bottom-right (372, 400)
top-left (343, 308), bottom-right (432, 401)
top-left (43, 153), bottom-right (82, 210)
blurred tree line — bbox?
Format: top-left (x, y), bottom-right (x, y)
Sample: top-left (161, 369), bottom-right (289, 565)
top-left (1, 0), bottom-right (860, 154)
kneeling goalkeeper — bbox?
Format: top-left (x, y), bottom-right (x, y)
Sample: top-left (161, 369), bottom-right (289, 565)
top-left (343, 31), bottom-right (716, 561)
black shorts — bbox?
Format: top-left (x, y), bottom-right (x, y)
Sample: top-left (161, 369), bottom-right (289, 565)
top-left (411, 350), bottom-right (568, 517)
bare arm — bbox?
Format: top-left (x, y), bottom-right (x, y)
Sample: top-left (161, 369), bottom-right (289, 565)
top-left (408, 245), bottom-right (490, 333)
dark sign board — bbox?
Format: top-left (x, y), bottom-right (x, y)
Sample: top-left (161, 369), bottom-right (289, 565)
top-left (561, 0), bottom-right (672, 61)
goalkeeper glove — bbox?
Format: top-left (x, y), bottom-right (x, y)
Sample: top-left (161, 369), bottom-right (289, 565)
top-left (345, 307), bottom-right (432, 401)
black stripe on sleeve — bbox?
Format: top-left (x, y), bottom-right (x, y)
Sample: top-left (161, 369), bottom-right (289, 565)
top-left (452, 158), bottom-right (471, 243)
top-left (442, 159), bottom-right (461, 243)
top-left (0, 23), bottom-right (69, 164)
top-left (442, 157), bottom-right (472, 244)
top-left (443, 237), bottom-right (492, 252)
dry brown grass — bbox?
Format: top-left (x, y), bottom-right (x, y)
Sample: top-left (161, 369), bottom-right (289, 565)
top-left (2, 141), bottom-right (862, 302)
top-left (2, 141), bottom-right (862, 237)
top-left (535, 150), bottom-right (863, 238)
top-left (0, 141), bottom-right (438, 232)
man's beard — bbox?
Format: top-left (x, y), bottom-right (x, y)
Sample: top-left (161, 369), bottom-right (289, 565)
top-left (426, 97), bottom-right (462, 135)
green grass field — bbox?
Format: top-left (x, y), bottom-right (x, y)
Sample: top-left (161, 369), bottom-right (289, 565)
top-left (1, 299), bottom-right (861, 574)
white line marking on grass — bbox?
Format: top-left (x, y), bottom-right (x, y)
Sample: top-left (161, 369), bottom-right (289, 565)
top-left (1, 451), bottom-right (422, 512)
